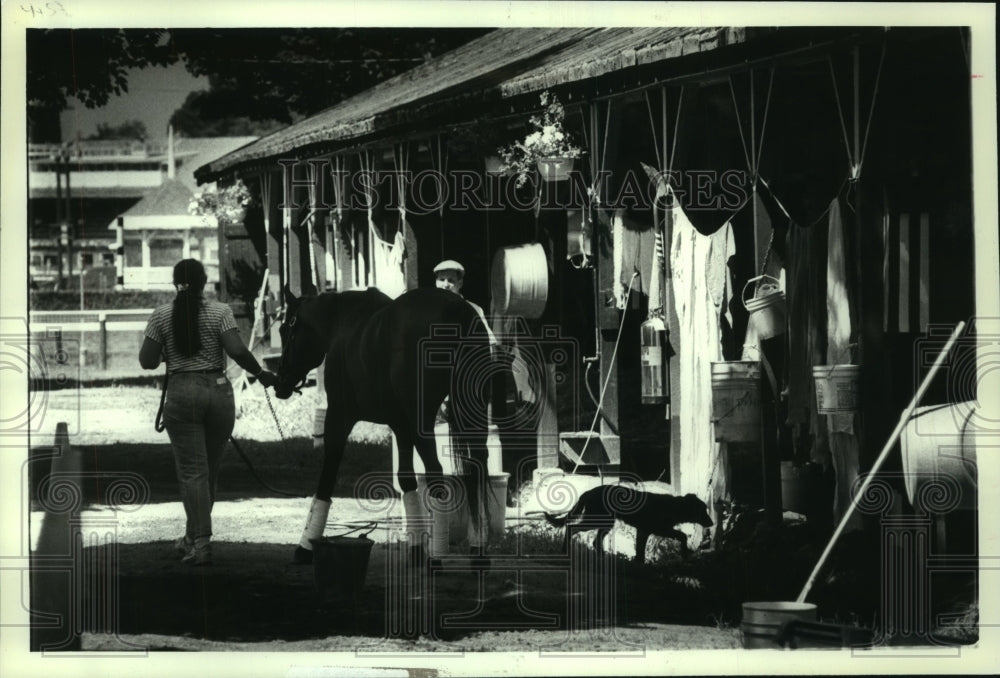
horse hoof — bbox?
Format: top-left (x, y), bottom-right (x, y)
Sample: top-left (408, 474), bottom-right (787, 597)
top-left (293, 546), bottom-right (314, 565)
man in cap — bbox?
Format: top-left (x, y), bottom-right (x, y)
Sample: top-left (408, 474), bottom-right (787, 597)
top-left (433, 259), bottom-right (498, 347)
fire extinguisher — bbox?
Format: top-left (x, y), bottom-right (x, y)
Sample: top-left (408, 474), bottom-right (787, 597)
top-left (640, 316), bottom-right (669, 404)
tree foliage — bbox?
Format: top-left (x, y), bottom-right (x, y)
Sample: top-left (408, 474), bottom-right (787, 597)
top-left (168, 91), bottom-right (290, 138)
top-left (27, 27), bottom-right (492, 139)
top-left (167, 28), bottom-right (490, 123)
top-left (87, 119), bottom-right (149, 141)
top-left (27, 29), bottom-right (178, 111)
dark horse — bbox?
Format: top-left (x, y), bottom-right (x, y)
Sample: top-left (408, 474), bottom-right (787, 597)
top-left (274, 286), bottom-right (492, 564)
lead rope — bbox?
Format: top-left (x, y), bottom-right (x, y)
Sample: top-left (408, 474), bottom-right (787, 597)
top-left (154, 372), bottom-right (168, 432)
top-left (262, 385), bottom-right (290, 446)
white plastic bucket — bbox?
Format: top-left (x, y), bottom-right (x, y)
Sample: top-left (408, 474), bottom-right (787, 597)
top-left (711, 361), bottom-right (761, 442)
top-left (900, 402), bottom-right (979, 511)
top-left (416, 475), bottom-right (463, 555)
top-left (812, 365), bottom-right (860, 414)
top-left (491, 243), bottom-right (548, 319)
top-left (428, 473), bottom-right (510, 546)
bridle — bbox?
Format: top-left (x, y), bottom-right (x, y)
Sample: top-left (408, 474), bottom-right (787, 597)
top-left (277, 307), bottom-right (310, 396)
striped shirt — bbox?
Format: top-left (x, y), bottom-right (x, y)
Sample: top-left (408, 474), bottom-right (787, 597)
top-left (144, 300), bottom-right (238, 373)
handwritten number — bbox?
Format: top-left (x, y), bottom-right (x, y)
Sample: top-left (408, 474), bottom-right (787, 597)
top-left (21, 2), bottom-right (69, 17)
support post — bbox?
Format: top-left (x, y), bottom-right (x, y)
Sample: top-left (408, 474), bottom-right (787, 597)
top-left (99, 313), bottom-right (107, 370)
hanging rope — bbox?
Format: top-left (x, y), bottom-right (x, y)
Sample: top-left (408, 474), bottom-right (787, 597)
top-left (358, 149), bottom-right (379, 287)
top-left (858, 42), bottom-right (887, 178)
top-left (754, 69), bottom-right (775, 180)
top-left (644, 90), bottom-right (662, 166)
top-left (304, 162), bottom-right (321, 291)
top-left (728, 76), bottom-right (754, 175)
top-left (392, 141), bottom-right (410, 239)
top-left (828, 55), bottom-right (856, 179)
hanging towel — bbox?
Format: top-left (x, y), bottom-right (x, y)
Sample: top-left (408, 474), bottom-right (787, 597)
top-left (826, 197), bottom-right (855, 435)
top-left (669, 201), bottom-right (724, 549)
top-left (371, 228), bottom-right (406, 299)
top-left (827, 196), bottom-right (862, 533)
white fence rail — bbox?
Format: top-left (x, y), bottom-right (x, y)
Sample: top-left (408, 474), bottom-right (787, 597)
top-left (31, 309), bottom-right (153, 331)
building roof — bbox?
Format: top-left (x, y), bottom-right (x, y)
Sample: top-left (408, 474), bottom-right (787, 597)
top-left (120, 178), bottom-right (195, 217)
top-left (173, 136), bottom-right (257, 192)
top-left (196, 27), bottom-right (756, 181)
top-left (110, 137), bottom-right (257, 228)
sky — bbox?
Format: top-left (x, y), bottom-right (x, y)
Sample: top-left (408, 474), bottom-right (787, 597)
top-left (59, 61), bottom-right (209, 142)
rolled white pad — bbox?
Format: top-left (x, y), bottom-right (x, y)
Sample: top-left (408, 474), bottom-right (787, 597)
top-left (402, 490), bottom-right (430, 546)
top-left (298, 497), bottom-right (331, 550)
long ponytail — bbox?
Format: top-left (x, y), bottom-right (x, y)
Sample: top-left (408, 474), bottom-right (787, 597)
top-left (171, 259), bottom-right (208, 357)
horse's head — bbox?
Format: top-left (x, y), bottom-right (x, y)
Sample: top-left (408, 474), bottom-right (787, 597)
top-left (274, 287), bottom-right (328, 399)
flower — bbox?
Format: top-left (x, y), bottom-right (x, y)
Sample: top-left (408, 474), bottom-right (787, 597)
top-left (189, 180), bottom-right (253, 225)
top-left (498, 91), bottom-right (584, 188)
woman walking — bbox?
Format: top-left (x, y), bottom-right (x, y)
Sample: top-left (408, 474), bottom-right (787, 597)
top-left (139, 259), bottom-right (277, 565)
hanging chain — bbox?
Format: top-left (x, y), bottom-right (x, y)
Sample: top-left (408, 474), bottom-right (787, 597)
top-left (262, 386), bottom-right (291, 449)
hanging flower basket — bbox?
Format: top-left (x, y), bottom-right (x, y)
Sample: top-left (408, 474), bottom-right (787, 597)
top-left (536, 157), bottom-right (576, 182)
top-left (497, 91), bottom-right (584, 189)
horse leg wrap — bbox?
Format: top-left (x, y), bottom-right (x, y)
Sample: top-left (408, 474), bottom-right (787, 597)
top-left (402, 490), bottom-right (430, 547)
top-left (298, 497), bottom-right (331, 550)
top-left (429, 503), bottom-right (450, 558)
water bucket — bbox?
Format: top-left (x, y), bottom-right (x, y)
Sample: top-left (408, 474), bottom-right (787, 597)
top-left (780, 461), bottom-right (822, 516)
top-left (741, 601), bottom-right (817, 649)
top-left (710, 361), bottom-right (761, 443)
top-left (743, 275), bottom-right (787, 340)
top-left (424, 473), bottom-right (510, 545)
top-left (900, 401), bottom-right (979, 511)
top-left (310, 530), bottom-right (375, 607)
top-left (812, 365), bottom-right (860, 413)
top-left (416, 475), bottom-right (463, 552)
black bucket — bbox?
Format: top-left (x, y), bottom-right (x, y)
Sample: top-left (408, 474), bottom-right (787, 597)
top-left (310, 525), bottom-right (375, 607)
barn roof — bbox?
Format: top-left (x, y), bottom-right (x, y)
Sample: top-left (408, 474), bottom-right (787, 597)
top-left (195, 27), bottom-right (755, 182)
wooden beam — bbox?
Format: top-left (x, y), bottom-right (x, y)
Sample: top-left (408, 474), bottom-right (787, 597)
top-left (263, 173), bottom-right (282, 346)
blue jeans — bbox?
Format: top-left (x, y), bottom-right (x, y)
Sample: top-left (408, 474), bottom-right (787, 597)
top-left (163, 372), bottom-right (235, 541)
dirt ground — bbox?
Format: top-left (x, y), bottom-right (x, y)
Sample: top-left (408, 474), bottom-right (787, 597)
top-left (30, 385), bottom-right (747, 652)
top-left (28, 385), bottom-right (977, 653)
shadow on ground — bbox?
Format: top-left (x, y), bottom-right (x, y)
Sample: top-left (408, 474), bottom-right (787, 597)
top-left (28, 438), bottom-right (388, 505)
top-left (84, 540), bottom-right (738, 647)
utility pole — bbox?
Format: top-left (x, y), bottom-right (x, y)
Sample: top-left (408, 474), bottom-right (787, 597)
top-left (54, 153), bottom-right (64, 290)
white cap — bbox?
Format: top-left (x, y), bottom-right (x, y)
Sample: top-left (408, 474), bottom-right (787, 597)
top-left (433, 259), bottom-right (465, 275)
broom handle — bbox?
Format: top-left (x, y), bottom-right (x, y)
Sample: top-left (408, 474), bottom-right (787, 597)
top-left (797, 320), bottom-right (966, 603)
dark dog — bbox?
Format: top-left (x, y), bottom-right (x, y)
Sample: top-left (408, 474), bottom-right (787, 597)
top-left (544, 485), bottom-right (714, 563)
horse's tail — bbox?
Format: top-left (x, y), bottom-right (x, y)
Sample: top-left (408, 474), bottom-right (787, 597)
top-left (450, 303), bottom-right (493, 547)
